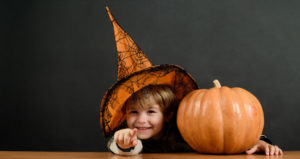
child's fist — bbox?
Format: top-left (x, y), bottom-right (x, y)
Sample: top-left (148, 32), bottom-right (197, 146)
top-left (114, 128), bottom-right (138, 149)
top-left (246, 140), bottom-right (283, 155)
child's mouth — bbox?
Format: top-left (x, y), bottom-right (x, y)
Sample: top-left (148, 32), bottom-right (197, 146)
top-left (136, 127), bottom-right (151, 132)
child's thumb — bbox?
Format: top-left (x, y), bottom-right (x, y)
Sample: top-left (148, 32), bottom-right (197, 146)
top-left (246, 146), bottom-right (257, 155)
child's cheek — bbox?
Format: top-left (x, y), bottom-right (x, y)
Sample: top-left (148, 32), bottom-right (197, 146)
top-left (126, 116), bottom-right (135, 128)
top-left (151, 116), bottom-right (164, 126)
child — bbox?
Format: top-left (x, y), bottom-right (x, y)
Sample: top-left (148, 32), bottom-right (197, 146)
top-left (107, 85), bottom-right (283, 156)
top-left (107, 85), bottom-right (193, 155)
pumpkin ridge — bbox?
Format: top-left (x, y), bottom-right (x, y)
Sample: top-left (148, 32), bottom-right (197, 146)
top-left (200, 88), bottom-right (213, 153)
top-left (219, 87), bottom-right (227, 153)
top-left (177, 91), bottom-right (188, 144)
top-left (212, 87), bottom-right (225, 152)
top-left (195, 90), bottom-right (208, 151)
top-left (241, 88), bottom-right (257, 152)
top-left (177, 90), bottom-right (197, 150)
top-left (230, 87), bottom-right (247, 153)
top-left (242, 88), bottom-right (264, 147)
top-left (221, 86), bottom-right (238, 153)
top-left (244, 88), bottom-right (259, 149)
top-left (234, 87), bottom-right (263, 151)
top-left (204, 87), bottom-right (223, 153)
top-left (185, 91), bottom-right (199, 149)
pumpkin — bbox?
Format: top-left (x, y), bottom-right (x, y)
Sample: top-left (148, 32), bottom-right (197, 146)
top-left (177, 80), bottom-right (264, 154)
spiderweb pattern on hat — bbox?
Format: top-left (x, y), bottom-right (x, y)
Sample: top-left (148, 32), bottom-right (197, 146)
top-left (100, 7), bottom-right (198, 137)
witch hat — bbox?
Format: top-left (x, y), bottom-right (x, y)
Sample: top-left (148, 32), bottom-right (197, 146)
top-left (100, 7), bottom-right (198, 137)
top-left (106, 6), bottom-right (152, 80)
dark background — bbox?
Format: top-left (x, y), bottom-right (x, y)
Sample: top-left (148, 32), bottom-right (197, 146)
top-left (1, 0), bottom-right (300, 151)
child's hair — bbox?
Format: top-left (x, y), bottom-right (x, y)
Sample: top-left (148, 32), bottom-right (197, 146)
top-left (124, 84), bottom-right (178, 122)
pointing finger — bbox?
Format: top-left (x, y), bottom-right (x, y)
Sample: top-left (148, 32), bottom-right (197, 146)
top-left (131, 139), bottom-right (138, 147)
top-left (131, 128), bottom-right (137, 137)
top-left (124, 133), bottom-right (131, 145)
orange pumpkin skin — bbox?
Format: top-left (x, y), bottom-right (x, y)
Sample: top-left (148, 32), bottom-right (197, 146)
top-left (177, 80), bottom-right (264, 154)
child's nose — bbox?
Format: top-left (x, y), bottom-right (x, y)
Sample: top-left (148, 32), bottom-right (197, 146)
top-left (137, 113), bottom-right (147, 123)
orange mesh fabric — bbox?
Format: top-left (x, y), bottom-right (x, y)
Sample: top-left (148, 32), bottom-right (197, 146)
top-left (100, 7), bottom-right (199, 137)
top-left (106, 7), bottom-right (152, 80)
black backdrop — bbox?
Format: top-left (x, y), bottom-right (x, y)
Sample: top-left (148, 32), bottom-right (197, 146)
top-left (1, 0), bottom-right (300, 151)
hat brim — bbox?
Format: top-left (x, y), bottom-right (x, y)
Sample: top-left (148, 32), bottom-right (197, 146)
top-left (100, 64), bottom-right (198, 137)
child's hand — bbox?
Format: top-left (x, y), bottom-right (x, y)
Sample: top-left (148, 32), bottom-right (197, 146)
top-left (246, 140), bottom-right (283, 155)
top-left (114, 128), bottom-right (138, 149)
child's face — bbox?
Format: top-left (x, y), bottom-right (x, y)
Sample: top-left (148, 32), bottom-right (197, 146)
top-left (126, 95), bottom-right (164, 140)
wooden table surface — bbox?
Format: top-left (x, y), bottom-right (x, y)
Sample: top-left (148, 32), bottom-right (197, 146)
top-left (0, 151), bottom-right (298, 159)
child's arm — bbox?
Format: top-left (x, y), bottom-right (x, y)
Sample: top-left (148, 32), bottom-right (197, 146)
top-left (107, 128), bottom-right (143, 155)
top-left (245, 140), bottom-right (283, 155)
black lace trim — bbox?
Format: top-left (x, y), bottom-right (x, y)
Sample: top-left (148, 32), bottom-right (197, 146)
top-left (100, 64), bottom-right (198, 137)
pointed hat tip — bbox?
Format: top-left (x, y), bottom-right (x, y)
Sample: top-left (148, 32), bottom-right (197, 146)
top-left (105, 6), bottom-right (109, 12)
top-left (105, 6), bottom-right (115, 22)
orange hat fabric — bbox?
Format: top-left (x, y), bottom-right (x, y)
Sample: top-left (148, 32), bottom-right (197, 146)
top-left (100, 7), bottom-right (199, 137)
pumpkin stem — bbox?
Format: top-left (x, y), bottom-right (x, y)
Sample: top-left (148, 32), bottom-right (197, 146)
top-left (213, 79), bottom-right (222, 88)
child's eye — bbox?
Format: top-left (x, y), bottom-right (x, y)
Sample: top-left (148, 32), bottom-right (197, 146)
top-left (148, 110), bottom-right (156, 114)
top-left (130, 110), bottom-right (138, 114)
